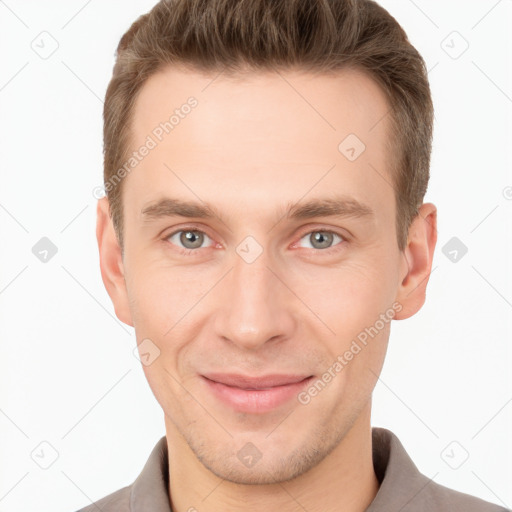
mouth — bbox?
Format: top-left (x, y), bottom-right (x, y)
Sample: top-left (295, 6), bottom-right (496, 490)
top-left (200, 373), bottom-right (314, 413)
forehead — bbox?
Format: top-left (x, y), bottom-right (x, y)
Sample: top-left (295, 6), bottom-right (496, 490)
top-left (131, 65), bottom-right (391, 147)
top-left (123, 65), bottom-right (394, 227)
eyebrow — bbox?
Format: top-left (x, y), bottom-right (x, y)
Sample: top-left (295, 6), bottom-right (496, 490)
top-left (140, 196), bottom-right (374, 223)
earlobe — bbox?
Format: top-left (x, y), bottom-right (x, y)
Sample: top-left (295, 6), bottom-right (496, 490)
top-left (96, 197), bottom-right (134, 327)
top-left (394, 203), bottom-right (437, 320)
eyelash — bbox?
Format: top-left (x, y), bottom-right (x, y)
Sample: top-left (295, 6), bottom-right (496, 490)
top-left (162, 226), bottom-right (348, 256)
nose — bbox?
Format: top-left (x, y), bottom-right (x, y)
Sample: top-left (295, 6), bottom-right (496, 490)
top-left (212, 246), bottom-right (296, 351)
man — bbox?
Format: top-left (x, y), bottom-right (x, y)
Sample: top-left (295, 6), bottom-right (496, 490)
top-left (80, 0), bottom-right (508, 510)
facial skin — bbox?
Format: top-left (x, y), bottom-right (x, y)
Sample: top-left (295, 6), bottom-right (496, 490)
top-left (97, 65), bottom-right (437, 512)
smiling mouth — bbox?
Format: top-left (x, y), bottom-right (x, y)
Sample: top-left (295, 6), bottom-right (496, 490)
top-left (201, 374), bottom-right (314, 413)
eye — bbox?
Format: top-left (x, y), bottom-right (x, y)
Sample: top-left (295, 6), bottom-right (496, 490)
top-left (163, 227), bottom-right (346, 254)
top-left (165, 229), bottom-right (214, 251)
top-left (297, 230), bottom-right (345, 250)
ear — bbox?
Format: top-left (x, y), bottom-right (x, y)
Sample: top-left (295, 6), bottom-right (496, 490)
top-left (96, 197), bottom-right (134, 327)
top-left (394, 202), bottom-right (437, 320)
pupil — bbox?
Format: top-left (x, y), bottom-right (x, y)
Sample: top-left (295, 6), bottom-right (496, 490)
top-left (313, 231), bottom-right (332, 249)
top-left (182, 231), bottom-right (202, 248)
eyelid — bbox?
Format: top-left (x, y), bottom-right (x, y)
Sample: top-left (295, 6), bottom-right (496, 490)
top-left (295, 224), bottom-right (350, 240)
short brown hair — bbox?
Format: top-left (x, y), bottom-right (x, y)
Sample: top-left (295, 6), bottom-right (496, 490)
top-left (103, 0), bottom-right (433, 252)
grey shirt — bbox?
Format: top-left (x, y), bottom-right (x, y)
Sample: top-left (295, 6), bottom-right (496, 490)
top-left (76, 427), bottom-right (509, 511)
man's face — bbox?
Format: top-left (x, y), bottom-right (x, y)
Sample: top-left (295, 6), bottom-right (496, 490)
top-left (99, 66), bottom-right (429, 484)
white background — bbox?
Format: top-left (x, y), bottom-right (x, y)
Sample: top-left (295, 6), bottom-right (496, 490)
top-left (1, 1), bottom-right (511, 511)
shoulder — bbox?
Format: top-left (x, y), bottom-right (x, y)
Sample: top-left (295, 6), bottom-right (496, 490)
top-left (71, 435), bottom-right (169, 512)
top-left (73, 485), bottom-right (131, 512)
top-left (370, 427), bottom-right (509, 512)
top-left (423, 479), bottom-right (510, 512)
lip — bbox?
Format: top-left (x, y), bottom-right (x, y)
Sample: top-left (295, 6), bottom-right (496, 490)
top-left (201, 373), bottom-right (314, 413)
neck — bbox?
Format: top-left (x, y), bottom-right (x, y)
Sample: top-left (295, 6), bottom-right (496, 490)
top-left (165, 402), bottom-right (379, 512)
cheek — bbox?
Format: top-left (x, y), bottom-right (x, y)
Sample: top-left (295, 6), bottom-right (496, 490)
top-left (290, 255), bottom-right (399, 337)
top-left (125, 234), bottom-right (400, 340)
top-left (125, 269), bottom-right (171, 332)
top-left (125, 258), bottom-right (205, 329)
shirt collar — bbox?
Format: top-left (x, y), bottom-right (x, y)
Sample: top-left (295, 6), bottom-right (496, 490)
top-left (130, 434), bottom-right (171, 511)
top-left (366, 427), bottom-right (432, 511)
top-left (130, 426), bottom-right (430, 512)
